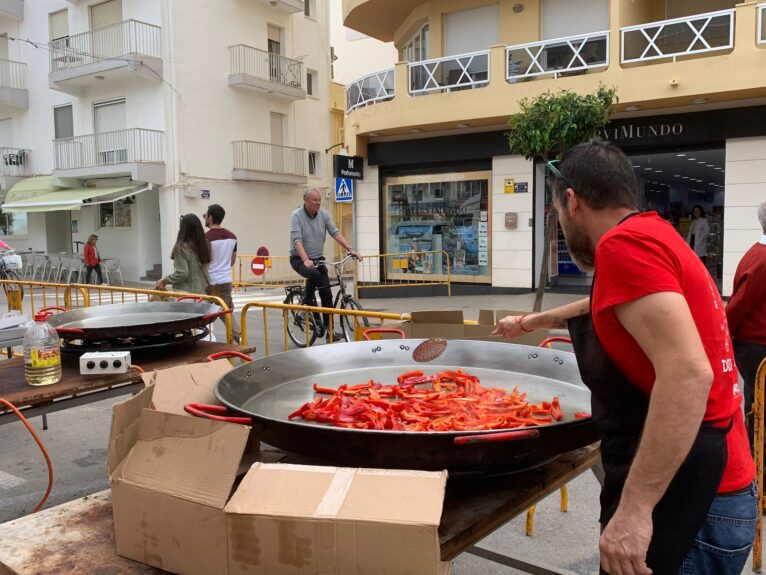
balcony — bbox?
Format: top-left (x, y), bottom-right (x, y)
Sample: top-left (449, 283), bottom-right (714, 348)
top-left (0, 0), bottom-right (23, 21)
top-left (228, 45), bottom-right (305, 100)
top-left (0, 147), bottom-right (29, 190)
top-left (49, 20), bottom-right (162, 94)
top-left (621, 9), bottom-right (734, 64)
top-left (232, 141), bottom-right (307, 185)
top-left (256, 0), bottom-right (304, 14)
top-left (0, 58), bottom-right (27, 110)
top-left (347, 68), bottom-right (394, 113)
top-left (53, 128), bottom-right (165, 185)
top-left (343, 3), bottom-right (766, 145)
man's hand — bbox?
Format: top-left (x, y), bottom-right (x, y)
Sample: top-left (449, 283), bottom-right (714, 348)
top-left (349, 249), bottom-right (362, 262)
top-left (600, 504), bottom-right (653, 575)
top-left (492, 315), bottom-right (530, 339)
top-left (154, 279), bottom-right (166, 290)
top-left (303, 259), bottom-right (315, 270)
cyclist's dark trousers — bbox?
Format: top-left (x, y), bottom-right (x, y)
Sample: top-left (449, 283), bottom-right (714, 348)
top-left (290, 256), bottom-right (334, 330)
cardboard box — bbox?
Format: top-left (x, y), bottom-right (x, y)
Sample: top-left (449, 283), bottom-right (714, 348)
top-left (225, 463), bottom-right (448, 575)
top-left (108, 360), bottom-right (452, 575)
top-left (391, 309), bottom-right (551, 347)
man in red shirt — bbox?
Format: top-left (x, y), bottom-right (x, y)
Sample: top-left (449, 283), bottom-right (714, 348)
top-left (495, 139), bottom-right (755, 575)
top-left (727, 201), bottom-right (766, 447)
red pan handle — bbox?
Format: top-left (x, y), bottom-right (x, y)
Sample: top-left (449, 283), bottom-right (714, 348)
top-left (175, 295), bottom-right (204, 303)
top-left (201, 308), bottom-right (232, 322)
top-left (55, 327), bottom-right (86, 336)
top-left (539, 337), bottom-right (572, 348)
top-left (363, 328), bottom-right (406, 341)
top-left (453, 428), bottom-right (540, 446)
top-left (38, 306), bottom-right (67, 313)
top-left (206, 351), bottom-right (253, 363)
top-left (184, 403), bottom-right (252, 425)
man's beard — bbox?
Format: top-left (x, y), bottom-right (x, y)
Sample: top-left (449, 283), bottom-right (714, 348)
top-left (560, 218), bottom-right (595, 271)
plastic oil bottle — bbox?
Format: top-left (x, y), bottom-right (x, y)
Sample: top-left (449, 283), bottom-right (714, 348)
top-left (23, 312), bottom-right (62, 386)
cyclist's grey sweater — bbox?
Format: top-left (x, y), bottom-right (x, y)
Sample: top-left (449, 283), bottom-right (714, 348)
top-left (290, 206), bottom-right (339, 260)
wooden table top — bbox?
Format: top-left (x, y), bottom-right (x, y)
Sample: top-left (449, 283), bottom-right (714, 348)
top-left (0, 445), bottom-right (599, 574)
top-left (0, 341), bottom-right (257, 409)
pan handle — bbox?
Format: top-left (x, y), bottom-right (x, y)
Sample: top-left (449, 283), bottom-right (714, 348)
top-left (38, 306), bottom-right (67, 313)
top-left (206, 351), bottom-right (253, 363)
top-left (362, 328), bottom-right (406, 341)
top-left (539, 337), bottom-right (572, 348)
top-left (175, 295), bottom-right (205, 303)
top-left (201, 308), bottom-right (232, 322)
top-left (453, 428), bottom-right (540, 446)
top-left (184, 403), bottom-right (252, 425)
top-left (55, 327), bottom-right (86, 336)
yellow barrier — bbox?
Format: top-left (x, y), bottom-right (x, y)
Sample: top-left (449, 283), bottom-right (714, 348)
top-left (353, 250), bottom-right (452, 298)
top-left (234, 255), bottom-right (304, 290)
top-left (239, 300), bottom-right (405, 358)
top-left (1, 280), bottom-right (234, 344)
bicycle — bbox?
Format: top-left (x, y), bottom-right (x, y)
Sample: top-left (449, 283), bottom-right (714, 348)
top-left (283, 253), bottom-right (369, 348)
top-left (0, 249), bottom-right (24, 299)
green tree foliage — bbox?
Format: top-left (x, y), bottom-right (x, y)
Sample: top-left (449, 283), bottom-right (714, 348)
top-left (505, 85), bottom-right (618, 310)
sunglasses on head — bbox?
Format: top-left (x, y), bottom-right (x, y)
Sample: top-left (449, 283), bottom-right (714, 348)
top-left (545, 159), bottom-right (576, 193)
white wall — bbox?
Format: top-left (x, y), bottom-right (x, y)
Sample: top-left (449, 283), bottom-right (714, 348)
top-left (723, 136), bottom-right (766, 296)
top-left (355, 161), bottom-right (381, 282)
top-left (492, 155), bottom-right (534, 288)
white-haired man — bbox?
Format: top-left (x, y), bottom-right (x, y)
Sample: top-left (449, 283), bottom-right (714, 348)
top-left (289, 188), bottom-right (360, 341)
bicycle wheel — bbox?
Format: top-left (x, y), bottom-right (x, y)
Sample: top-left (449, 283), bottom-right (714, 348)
top-left (284, 290), bottom-right (318, 348)
top-left (339, 297), bottom-right (369, 342)
top-left (1, 270), bottom-right (24, 299)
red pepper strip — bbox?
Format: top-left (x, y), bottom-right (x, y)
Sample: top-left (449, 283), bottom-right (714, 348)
top-left (550, 397), bottom-right (563, 421)
top-left (574, 411), bottom-right (591, 419)
top-left (313, 383), bottom-right (339, 395)
top-left (288, 402), bottom-right (311, 419)
top-left (397, 370), bottom-right (424, 384)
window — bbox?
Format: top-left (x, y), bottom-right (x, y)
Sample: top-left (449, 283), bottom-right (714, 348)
top-left (49, 9), bottom-right (69, 41)
top-left (99, 201), bottom-right (132, 229)
top-left (0, 212), bottom-right (27, 236)
top-left (308, 151), bottom-right (319, 176)
top-left (304, 0), bottom-right (315, 18)
top-left (306, 69), bottom-right (317, 96)
top-left (403, 24), bottom-right (429, 63)
top-left (54, 105), bottom-right (73, 139)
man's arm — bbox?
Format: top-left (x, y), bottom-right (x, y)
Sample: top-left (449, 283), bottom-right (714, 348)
top-left (333, 233), bottom-right (362, 260)
top-left (725, 272), bottom-right (753, 336)
top-left (493, 297), bottom-right (590, 338)
top-left (599, 291), bottom-right (713, 575)
top-left (230, 249), bottom-right (237, 268)
top-left (294, 241), bottom-right (314, 269)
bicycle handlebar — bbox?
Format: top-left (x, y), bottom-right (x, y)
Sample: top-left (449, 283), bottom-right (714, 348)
top-left (313, 252), bottom-right (359, 268)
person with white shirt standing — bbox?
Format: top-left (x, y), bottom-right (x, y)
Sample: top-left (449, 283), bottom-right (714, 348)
top-left (203, 204), bottom-right (241, 343)
top-left (686, 205), bottom-right (711, 264)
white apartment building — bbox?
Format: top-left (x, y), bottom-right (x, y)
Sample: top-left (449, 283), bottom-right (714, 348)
top-left (0, 0), bottom-right (332, 282)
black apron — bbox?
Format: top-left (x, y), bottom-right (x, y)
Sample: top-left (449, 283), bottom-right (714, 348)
top-left (567, 213), bottom-right (730, 574)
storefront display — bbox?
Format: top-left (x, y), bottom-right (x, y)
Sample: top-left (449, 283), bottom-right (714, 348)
top-left (384, 172), bottom-right (491, 283)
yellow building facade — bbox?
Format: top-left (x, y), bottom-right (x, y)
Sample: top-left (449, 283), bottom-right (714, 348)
top-left (342, 0), bottom-right (766, 295)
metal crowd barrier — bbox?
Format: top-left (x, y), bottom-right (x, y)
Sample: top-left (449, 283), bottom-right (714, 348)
top-left (354, 250), bottom-right (452, 298)
top-left (234, 255), bottom-right (304, 290)
top-left (1, 280), bottom-right (233, 344)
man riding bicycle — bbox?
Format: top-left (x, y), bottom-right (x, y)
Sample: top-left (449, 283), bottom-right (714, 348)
top-left (290, 188), bottom-right (361, 342)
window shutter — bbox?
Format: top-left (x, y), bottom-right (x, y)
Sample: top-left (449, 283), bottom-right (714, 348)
top-left (444, 4), bottom-right (499, 56)
top-left (91, 0), bottom-right (123, 30)
top-left (94, 100), bottom-right (127, 134)
top-left (54, 105), bottom-right (73, 140)
top-left (542, 0), bottom-right (608, 40)
top-left (49, 10), bottom-right (69, 41)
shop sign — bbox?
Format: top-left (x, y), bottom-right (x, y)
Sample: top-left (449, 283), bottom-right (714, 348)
top-left (201, 189), bottom-right (210, 199)
top-left (333, 155), bottom-right (364, 180)
top-left (599, 122), bottom-right (683, 142)
top-left (514, 182), bottom-right (528, 193)
top-left (503, 178), bottom-right (515, 193)
top-left (335, 178), bottom-right (353, 202)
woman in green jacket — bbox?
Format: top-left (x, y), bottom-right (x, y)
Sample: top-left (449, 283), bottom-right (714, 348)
top-left (155, 214), bottom-right (211, 294)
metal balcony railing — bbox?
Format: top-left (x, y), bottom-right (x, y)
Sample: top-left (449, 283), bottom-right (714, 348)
top-left (0, 58), bottom-right (26, 90)
top-left (506, 31), bottom-right (609, 81)
top-left (408, 50), bottom-right (490, 95)
top-left (346, 68), bottom-right (395, 113)
top-left (621, 9), bottom-right (735, 64)
top-left (50, 20), bottom-right (162, 73)
top-left (758, 4), bottom-right (766, 45)
top-left (53, 129), bottom-right (164, 170)
top-left (232, 141), bottom-right (306, 176)
top-left (0, 147), bottom-right (28, 176)
top-left (229, 45), bottom-right (303, 89)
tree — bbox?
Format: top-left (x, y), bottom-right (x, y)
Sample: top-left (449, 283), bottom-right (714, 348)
top-left (506, 85), bottom-right (618, 311)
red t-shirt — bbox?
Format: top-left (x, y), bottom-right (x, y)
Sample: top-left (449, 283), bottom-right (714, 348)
top-left (592, 212), bottom-right (754, 493)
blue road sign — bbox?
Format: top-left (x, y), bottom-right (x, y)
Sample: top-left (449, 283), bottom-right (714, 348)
top-left (335, 178), bottom-right (353, 202)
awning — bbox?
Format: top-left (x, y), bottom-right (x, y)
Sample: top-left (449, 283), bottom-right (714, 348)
top-left (2, 184), bottom-right (149, 213)
top-left (3, 176), bottom-right (59, 204)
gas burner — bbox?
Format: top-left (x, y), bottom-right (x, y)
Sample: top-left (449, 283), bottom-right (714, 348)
top-left (60, 328), bottom-right (209, 354)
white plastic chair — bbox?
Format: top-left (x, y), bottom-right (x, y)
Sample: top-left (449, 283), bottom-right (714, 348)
top-left (31, 255), bottom-right (48, 281)
top-left (64, 257), bottom-right (83, 283)
top-left (46, 255), bottom-right (62, 283)
top-left (106, 258), bottom-right (123, 286)
top-left (22, 253), bottom-right (34, 277)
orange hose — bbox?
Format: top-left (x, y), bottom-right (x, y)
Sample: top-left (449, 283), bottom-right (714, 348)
top-left (0, 398), bottom-right (53, 514)
top-left (131, 365), bottom-right (145, 373)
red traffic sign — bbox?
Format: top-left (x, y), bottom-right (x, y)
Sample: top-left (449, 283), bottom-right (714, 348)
top-left (256, 246), bottom-right (270, 257)
top-left (251, 257), bottom-right (267, 276)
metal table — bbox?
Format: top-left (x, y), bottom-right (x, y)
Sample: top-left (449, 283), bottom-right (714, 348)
top-left (0, 445), bottom-right (599, 575)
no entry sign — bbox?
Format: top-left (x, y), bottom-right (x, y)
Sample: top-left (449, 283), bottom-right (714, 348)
top-left (251, 257), bottom-right (267, 276)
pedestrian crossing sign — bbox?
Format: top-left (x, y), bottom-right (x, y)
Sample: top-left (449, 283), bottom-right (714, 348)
top-left (335, 178), bottom-right (353, 202)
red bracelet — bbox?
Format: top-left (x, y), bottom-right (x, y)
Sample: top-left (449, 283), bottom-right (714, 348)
top-left (516, 315), bottom-right (533, 333)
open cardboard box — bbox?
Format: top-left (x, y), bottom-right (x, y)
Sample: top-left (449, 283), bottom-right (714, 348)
top-left (108, 360), bottom-right (452, 575)
top-left (386, 310), bottom-right (551, 347)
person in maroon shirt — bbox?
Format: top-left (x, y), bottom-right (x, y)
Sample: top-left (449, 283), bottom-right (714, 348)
top-left (494, 139), bottom-right (756, 575)
top-left (727, 201), bottom-right (766, 447)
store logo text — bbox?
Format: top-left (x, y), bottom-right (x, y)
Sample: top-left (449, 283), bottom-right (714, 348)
top-left (600, 123), bottom-right (684, 141)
